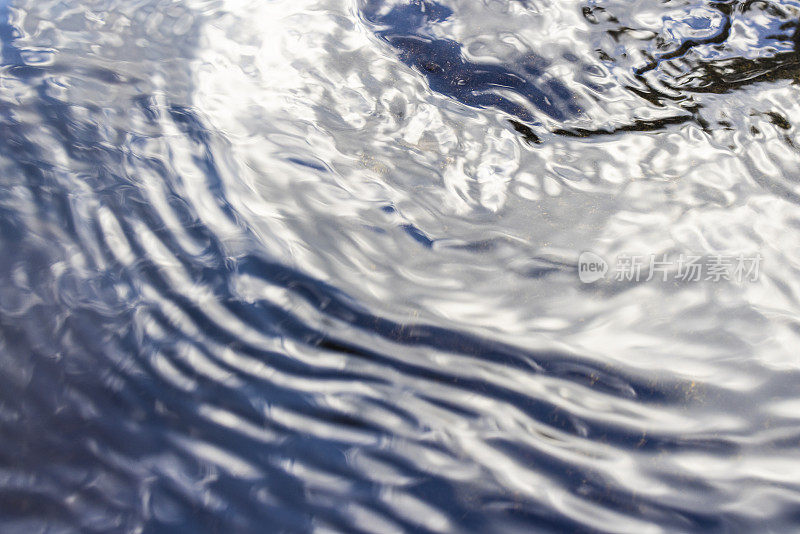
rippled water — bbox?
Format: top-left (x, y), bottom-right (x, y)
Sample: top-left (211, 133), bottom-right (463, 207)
top-left (2, 0), bottom-right (800, 531)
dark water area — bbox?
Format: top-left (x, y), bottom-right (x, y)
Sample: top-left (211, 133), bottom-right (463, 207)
top-left (2, 0), bottom-right (800, 532)
top-left (362, 0), bottom-right (583, 125)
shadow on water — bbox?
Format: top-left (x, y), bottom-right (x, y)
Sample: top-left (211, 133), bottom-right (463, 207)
top-left (360, 0), bottom-right (583, 131)
top-left (360, 0), bottom-right (800, 140)
top-left (581, 0), bottom-right (800, 132)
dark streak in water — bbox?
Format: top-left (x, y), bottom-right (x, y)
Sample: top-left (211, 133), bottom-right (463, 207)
top-left (553, 113), bottom-right (696, 138)
top-left (360, 0), bottom-right (583, 125)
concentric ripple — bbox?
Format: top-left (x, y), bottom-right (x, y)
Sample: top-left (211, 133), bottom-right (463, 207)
top-left (2, 0), bottom-right (800, 532)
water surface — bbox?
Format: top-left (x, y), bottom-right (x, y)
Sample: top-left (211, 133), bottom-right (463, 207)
top-left (2, 0), bottom-right (800, 532)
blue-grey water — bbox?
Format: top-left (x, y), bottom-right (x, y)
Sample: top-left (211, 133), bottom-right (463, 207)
top-left (2, 0), bottom-right (800, 532)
